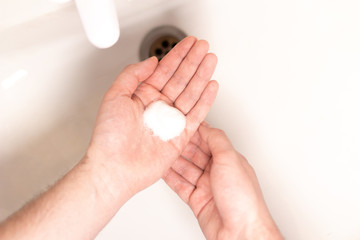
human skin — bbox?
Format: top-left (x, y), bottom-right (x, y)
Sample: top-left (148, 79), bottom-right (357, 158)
top-left (0, 36), bottom-right (219, 239)
top-left (165, 123), bottom-right (284, 240)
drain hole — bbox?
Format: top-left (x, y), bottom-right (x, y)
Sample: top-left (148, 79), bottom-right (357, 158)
top-left (162, 40), bottom-right (169, 48)
top-left (155, 48), bottom-right (163, 56)
top-left (139, 26), bottom-right (187, 61)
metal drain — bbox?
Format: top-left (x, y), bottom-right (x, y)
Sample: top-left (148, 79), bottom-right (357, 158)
top-left (139, 26), bottom-right (187, 61)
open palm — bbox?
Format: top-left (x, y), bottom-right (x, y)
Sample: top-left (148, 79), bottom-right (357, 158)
top-left (87, 37), bottom-right (218, 193)
top-left (164, 124), bottom-right (283, 240)
top-left (164, 126), bottom-right (226, 239)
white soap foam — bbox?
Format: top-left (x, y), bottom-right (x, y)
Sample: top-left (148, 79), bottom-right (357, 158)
top-left (143, 100), bottom-right (186, 141)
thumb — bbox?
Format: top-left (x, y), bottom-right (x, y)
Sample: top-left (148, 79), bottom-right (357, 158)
top-left (113, 56), bottom-right (158, 97)
top-left (198, 125), bottom-right (236, 164)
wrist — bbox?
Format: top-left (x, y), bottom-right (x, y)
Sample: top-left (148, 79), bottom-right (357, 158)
top-left (80, 153), bottom-right (137, 207)
top-left (218, 212), bottom-right (282, 240)
top-left (244, 210), bottom-right (283, 240)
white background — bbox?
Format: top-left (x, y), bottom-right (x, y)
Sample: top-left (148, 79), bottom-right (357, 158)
top-left (1, 0), bottom-right (360, 239)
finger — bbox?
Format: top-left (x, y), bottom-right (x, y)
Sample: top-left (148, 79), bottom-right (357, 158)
top-left (188, 127), bottom-right (211, 156)
top-left (198, 125), bottom-right (237, 165)
top-left (161, 40), bottom-right (210, 102)
top-left (133, 83), bottom-right (172, 107)
top-left (163, 168), bottom-right (195, 203)
top-left (171, 156), bottom-right (204, 185)
top-left (112, 56), bottom-right (158, 97)
top-left (174, 53), bottom-right (218, 114)
top-left (185, 80), bottom-right (219, 134)
top-left (201, 121), bottom-right (211, 128)
top-left (145, 36), bottom-right (197, 91)
top-left (187, 167), bottom-right (212, 217)
top-left (169, 82), bottom-right (218, 153)
top-left (181, 142), bottom-right (211, 170)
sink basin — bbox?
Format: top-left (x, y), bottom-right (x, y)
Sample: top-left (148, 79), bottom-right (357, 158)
top-left (1, 0), bottom-right (360, 239)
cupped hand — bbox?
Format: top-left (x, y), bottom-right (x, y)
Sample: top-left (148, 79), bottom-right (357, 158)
top-left (164, 123), bottom-right (283, 240)
top-left (86, 37), bottom-right (219, 194)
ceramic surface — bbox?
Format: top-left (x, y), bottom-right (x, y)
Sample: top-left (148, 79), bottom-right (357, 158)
top-left (1, 0), bottom-right (360, 239)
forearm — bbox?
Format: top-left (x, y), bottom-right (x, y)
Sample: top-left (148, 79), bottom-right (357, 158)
top-left (0, 156), bottom-right (133, 240)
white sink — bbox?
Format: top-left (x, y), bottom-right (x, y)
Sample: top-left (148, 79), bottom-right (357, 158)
top-left (1, 0), bottom-right (360, 239)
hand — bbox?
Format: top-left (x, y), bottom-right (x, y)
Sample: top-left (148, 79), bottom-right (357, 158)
top-left (0, 37), bottom-right (218, 240)
top-left (164, 123), bottom-right (283, 240)
top-left (86, 37), bottom-right (219, 195)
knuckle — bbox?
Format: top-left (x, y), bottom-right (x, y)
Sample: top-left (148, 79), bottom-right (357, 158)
top-left (158, 62), bottom-right (172, 77)
top-left (212, 128), bottom-right (226, 138)
top-left (215, 149), bottom-right (238, 162)
top-left (122, 63), bottom-right (141, 79)
top-left (184, 55), bottom-right (198, 68)
top-left (172, 73), bottom-right (186, 86)
top-left (238, 152), bottom-right (248, 163)
top-left (171, 47), bottom-right (183, 60)
top-left (174, 101), bottom-right (186, 114)
top-left (124, 63), bottom-right (135, 72)
top-left (238, 153), bottom-right (256, 173)
top-left (194, 69), bottom-right (204, 79)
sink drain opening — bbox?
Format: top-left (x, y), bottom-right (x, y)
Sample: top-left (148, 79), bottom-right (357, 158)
top-left (140, 26), bottom-right (187, 61)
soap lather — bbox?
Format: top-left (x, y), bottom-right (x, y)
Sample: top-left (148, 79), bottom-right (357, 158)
top-left (143, 100), bottom-right (186, 141)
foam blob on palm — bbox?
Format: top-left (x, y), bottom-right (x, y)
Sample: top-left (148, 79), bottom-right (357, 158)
top-left (143, 100), bottom-right (186, 141)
